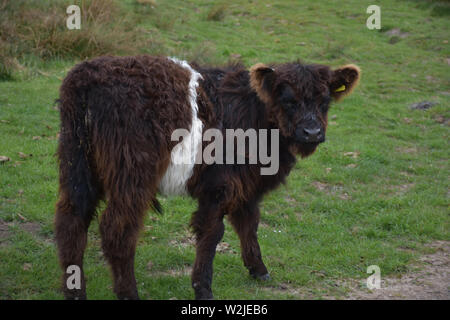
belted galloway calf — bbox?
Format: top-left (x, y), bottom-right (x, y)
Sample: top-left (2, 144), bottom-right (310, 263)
top-left (55, 55), bottom-right (360, 299)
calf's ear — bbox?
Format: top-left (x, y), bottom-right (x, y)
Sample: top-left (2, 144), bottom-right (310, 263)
top-left (330, 64), bottom-right (361, 101)
top-left (250, 63), bottom-right (276, 104)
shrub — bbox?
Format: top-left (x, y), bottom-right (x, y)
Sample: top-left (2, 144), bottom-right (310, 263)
top-left (0, 0), bottom-right (153, 78)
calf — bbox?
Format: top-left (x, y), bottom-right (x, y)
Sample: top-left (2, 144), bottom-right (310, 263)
top-left (55, 55), bottom-right (360, 299)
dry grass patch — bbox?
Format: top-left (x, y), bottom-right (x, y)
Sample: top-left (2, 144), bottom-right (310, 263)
top-left (0, 0), bottom-right (152, 76)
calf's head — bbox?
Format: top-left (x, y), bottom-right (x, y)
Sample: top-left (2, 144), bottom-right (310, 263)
top-left (250, 62), bottom-right (360, 157)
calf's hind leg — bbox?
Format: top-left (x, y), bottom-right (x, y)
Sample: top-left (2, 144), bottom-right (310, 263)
top-left (55, 188), bottom-right (99, 300)
top-left (99, 198), bottom-right (149, 300)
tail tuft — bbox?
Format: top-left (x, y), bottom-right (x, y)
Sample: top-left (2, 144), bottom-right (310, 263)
top-left (152, 198), bottom-right (163, 215)
top-left (57, 83), bottom-right (98, 220)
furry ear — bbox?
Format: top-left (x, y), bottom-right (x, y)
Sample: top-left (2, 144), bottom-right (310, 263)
top-left (330, 64), bottom-right (361, 101)
top-left (249, 63), bottom-right (276, 104)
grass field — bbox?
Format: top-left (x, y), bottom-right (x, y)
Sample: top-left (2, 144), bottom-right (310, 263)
top-left (0, 0), bottom-right (448, 299)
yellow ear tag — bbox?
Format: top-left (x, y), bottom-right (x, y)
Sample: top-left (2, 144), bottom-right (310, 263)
top-left (334, 85), bottom-right (346, 93)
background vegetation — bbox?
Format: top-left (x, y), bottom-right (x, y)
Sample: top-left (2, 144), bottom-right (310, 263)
top-left (0, 0), bottom-right (448, 299)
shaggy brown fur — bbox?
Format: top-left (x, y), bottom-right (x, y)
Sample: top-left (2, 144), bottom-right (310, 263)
top-left (55, 55), bottom-right (360, 299)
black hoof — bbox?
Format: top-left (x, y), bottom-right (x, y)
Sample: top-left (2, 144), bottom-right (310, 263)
top-left (197, 295), bottom-right (214, 300)
top-left (64, 291), bottom-right (87, 300)
top-left (193, 283), bottom-right (214, 300)
top-left (195, 292), bottom-right (214, 300)
top-left (118, 295), bottom-right (140, 300)
top-left (251, 272), bottom-right (271, 281)
top-left (116, 289), bottom-right (140, 300)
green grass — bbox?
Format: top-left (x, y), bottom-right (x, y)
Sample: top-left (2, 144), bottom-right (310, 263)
top-left (0, 0), bottom-right (449, 299)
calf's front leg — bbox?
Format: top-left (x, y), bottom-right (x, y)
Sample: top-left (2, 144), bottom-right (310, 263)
top-left (229, 205), bottom-right (270, 280)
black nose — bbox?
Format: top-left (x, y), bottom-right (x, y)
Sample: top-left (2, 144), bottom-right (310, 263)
top-left (304, 127), bottom-right (324, 141)
top-left (295, 126), bottom-right (325, 143)
top-left (303, 127), bottom-right (321, 138)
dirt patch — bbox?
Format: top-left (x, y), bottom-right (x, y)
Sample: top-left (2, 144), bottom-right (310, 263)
top-left (311, 181), bottom-right (351, 200)
top-left (346, 241), bottom-right (449, 300)
top-left (169, 234), bottom-right (196, 249)
top-left (396, 146), bottom-right (418, 154)
top-left (409, 101), bottom-right (437, 110)
top-left (148, 264), bottom-right (193, 277)
top-left (389, 183), bottom-right (416, 196)
top-left (20, 222), bottom-right (42, 237)
top-left (0, 220), bottom-right (46, 245)
top-left (216, 241), bottom-right (237, 254)
top-left (260, 241), bottom-right (449, 299)
top-left (0, 220), bottom-right (12, 244)
top-left (434, 114), bottom-right (450, 126)
top-left (385, 28), bottom-right (410, 39)
top-left (261, 283), bottom-right (313, 298)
